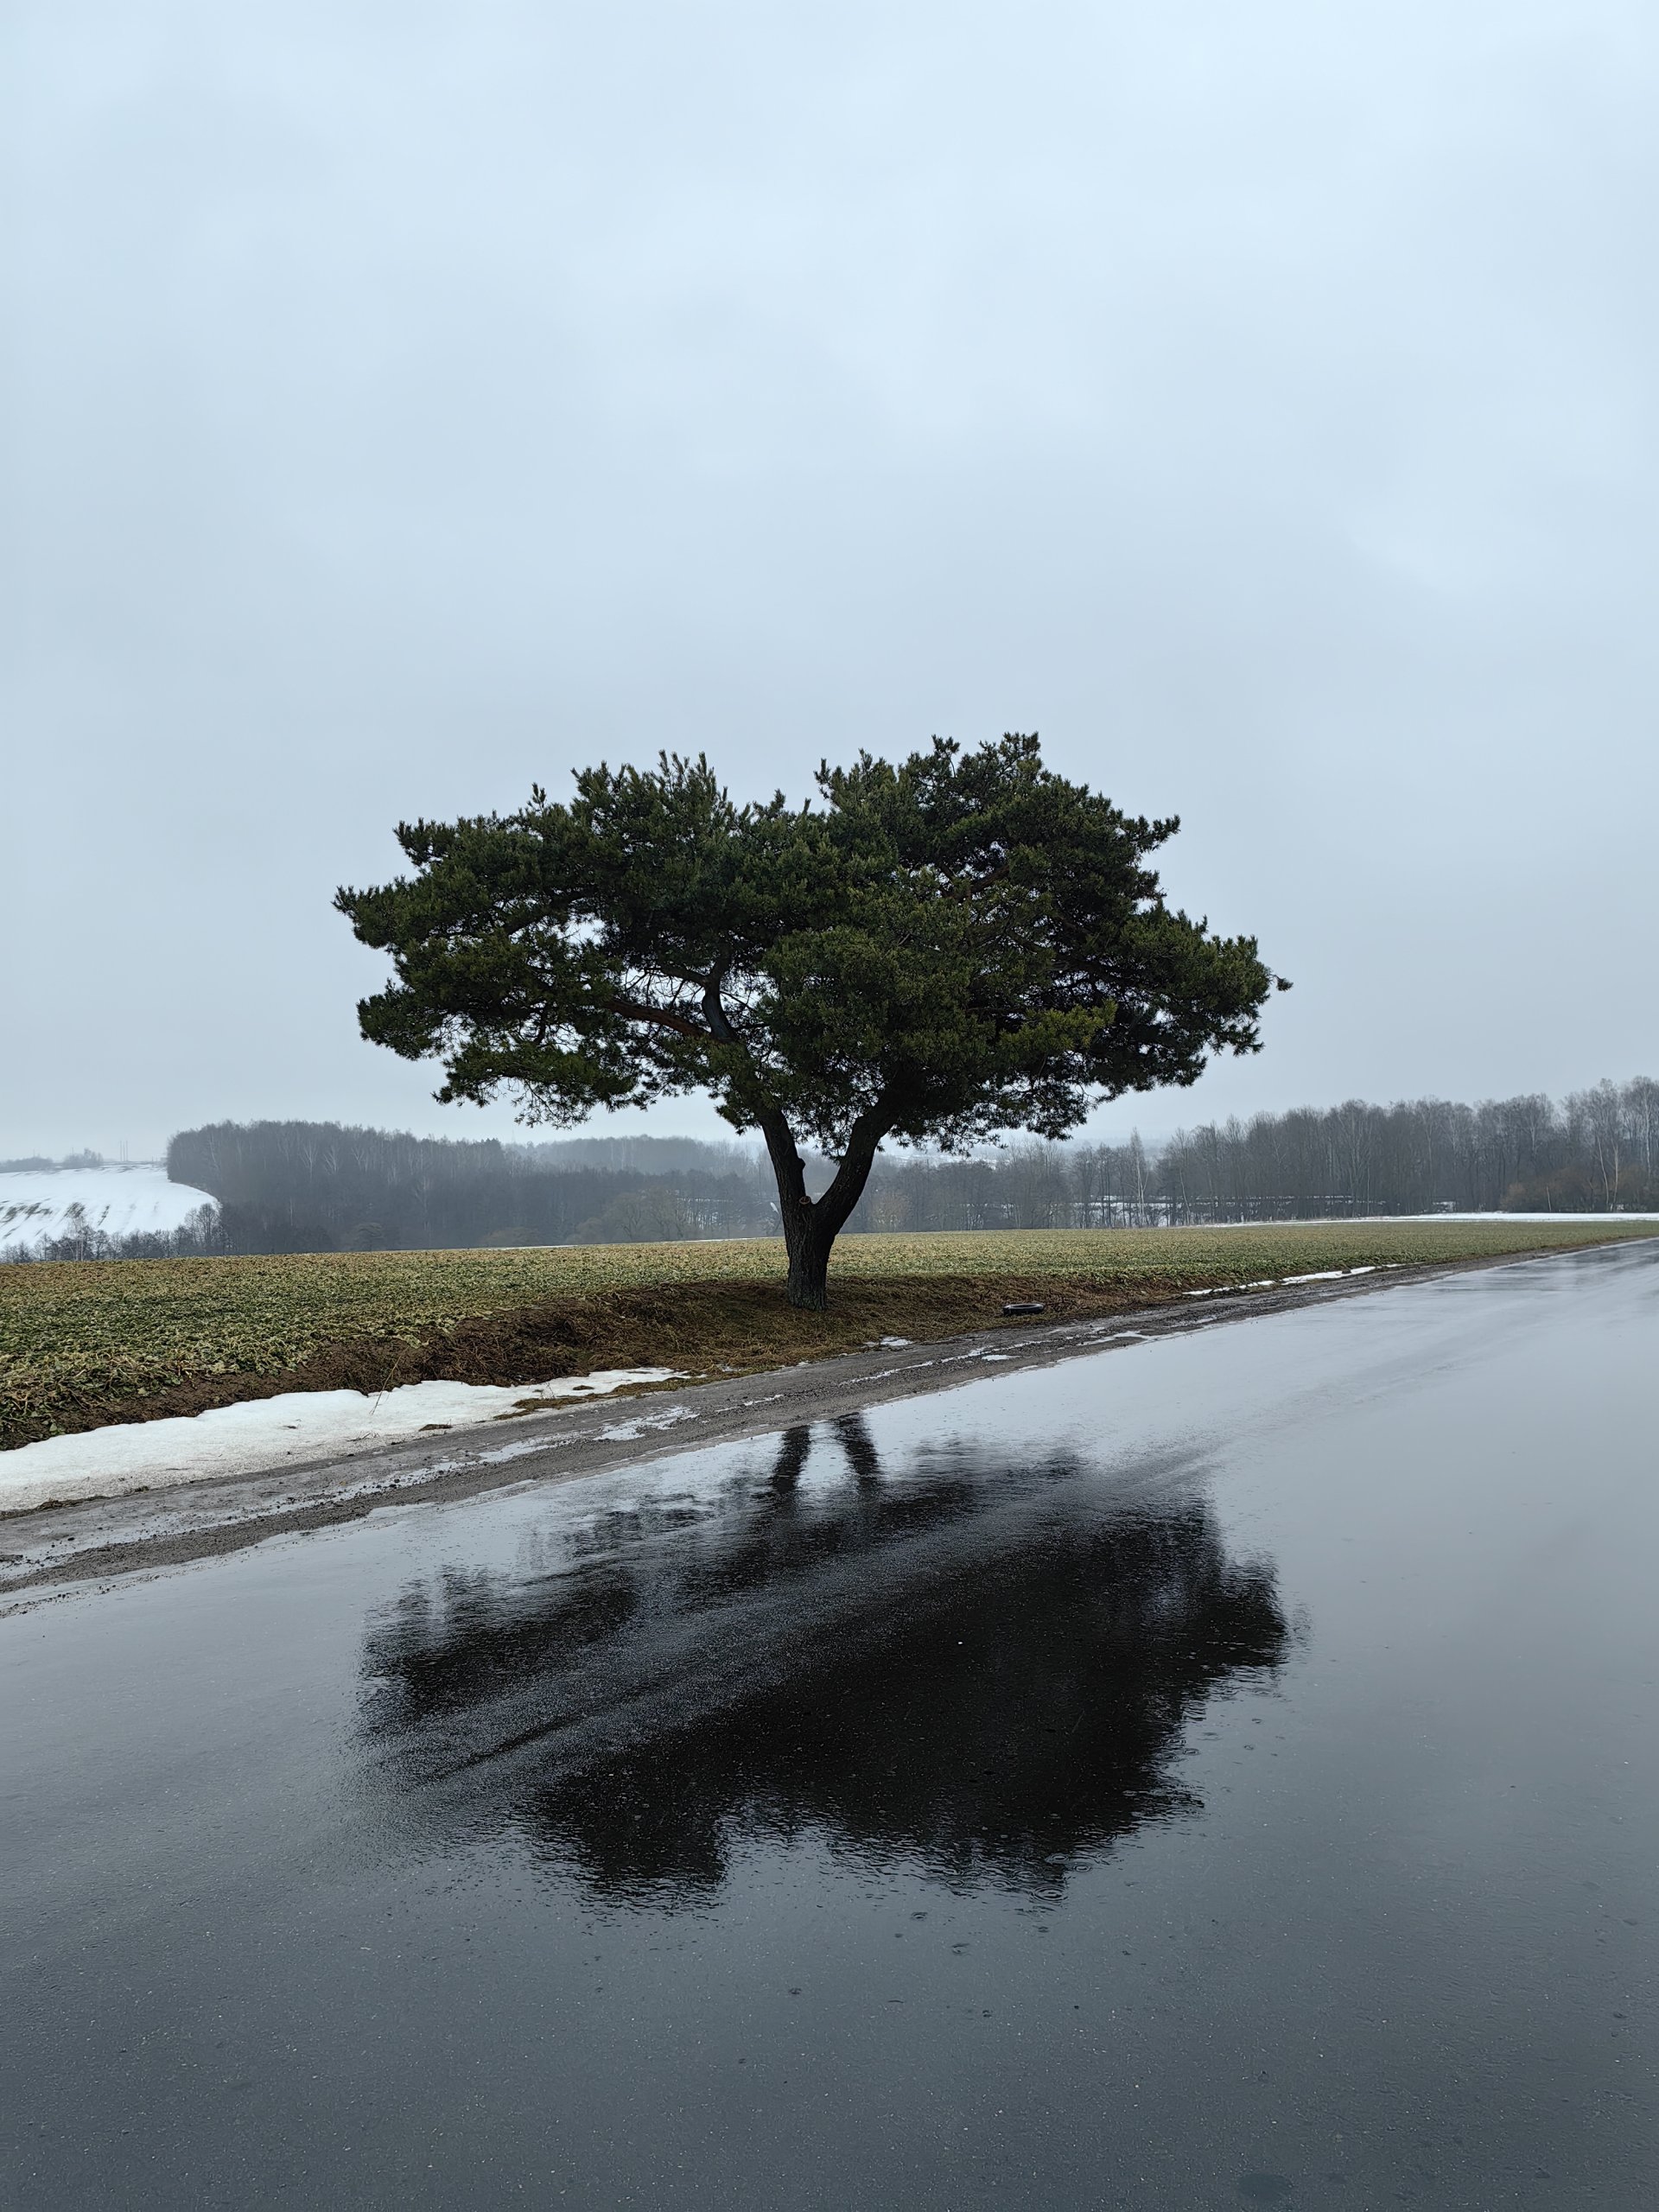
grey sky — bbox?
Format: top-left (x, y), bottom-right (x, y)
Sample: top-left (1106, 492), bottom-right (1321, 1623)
top-left (6, 0), bottom-right (1656, 1160)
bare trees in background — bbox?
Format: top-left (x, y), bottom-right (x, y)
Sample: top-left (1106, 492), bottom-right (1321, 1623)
top-left (849, 1078), bottom-right (1659, 1230)
top-left (1153, 1077), bottom-right (1659, 1217)
top-left (9, 1080), bottom-right (1648, 1262)
top-left (2, 1204), bottom-right (226, 1264)
top-left (165, 1122), bottom-right (779, 1254)
top-left (1571, 1077), bottom-right (1658, 1212)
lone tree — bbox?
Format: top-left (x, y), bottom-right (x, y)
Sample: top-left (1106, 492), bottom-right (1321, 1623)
top-left (337, 734), bottom-right (1286, 1307)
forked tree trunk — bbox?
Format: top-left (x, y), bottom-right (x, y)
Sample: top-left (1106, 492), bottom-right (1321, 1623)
top-left (760, 1109), bottom-right (885, 1312)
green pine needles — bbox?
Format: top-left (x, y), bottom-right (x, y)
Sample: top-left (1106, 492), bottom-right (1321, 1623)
top-left (336, 734), bottom-right (1285, 1307)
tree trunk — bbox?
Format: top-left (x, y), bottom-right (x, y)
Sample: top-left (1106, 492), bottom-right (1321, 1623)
top-left (758, 1107), bottom-right (887, 1312)
top-left (785, 1223), bottom-right (833, 1311)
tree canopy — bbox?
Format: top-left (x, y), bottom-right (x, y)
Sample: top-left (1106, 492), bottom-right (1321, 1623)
top-left (337, 734), bottom-right (1285, 1305)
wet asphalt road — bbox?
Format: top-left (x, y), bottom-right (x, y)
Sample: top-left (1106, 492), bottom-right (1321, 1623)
top-left (2, 1242), bottom-right (1655, 2209)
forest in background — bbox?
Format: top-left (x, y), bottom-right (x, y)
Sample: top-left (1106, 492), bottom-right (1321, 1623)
top-left (162, 1124), bottom-right (770, 1255)
top-left (174, 1077), bottom-right (1659, 1252)
top-left (5, 1077), bottom-right (1653, 1261)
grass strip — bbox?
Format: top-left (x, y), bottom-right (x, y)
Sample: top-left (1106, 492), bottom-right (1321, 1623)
top-left (2, 1219), bottom-right (1651, 1451)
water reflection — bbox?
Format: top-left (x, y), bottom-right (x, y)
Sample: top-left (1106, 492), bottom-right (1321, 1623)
top-left (359, 1420), bottom-right (1294, 1905)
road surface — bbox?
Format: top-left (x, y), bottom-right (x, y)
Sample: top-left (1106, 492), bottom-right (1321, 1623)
top-left (3, 1241), bottom-right (1655, 2206)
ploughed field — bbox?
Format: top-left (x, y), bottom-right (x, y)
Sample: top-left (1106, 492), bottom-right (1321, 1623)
top-left (2, 1218), bottom-right (1651, 1450)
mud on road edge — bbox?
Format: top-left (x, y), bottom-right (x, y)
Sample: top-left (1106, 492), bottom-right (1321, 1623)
top-left (3, 1245), bottom-right (1642, 1610)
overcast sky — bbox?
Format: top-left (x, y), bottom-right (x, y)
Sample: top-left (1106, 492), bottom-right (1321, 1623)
top-left (6, 0), bottom-right (1656, 1160)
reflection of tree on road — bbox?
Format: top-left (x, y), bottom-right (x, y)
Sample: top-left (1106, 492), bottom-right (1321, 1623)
top-left (768, 1426), bottom-right (811, 1491)
top-left (831, 1413), bottom-right (882, 1485)
top-left (359, 1422), bottom-right (1294, 1908)
top-left (770, 1416), bottom-right (880, 1491)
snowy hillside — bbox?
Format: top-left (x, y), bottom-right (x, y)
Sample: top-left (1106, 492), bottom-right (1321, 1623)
top-left (0, 1166), bottom-right (219, 1256)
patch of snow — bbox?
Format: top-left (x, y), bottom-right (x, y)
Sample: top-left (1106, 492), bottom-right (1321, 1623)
top-left (1183, 1268), bottom-right (1368, 1300)
top-left (0, 1368), bottom-right (683, 1514)
top-left (1176, 1212), bottom-right (1659, 1227)
top-left (0, 1166), bottom-right (217, 1255)
top-left (594, 1404), bottom-right (697, 1443)
top-left (1401, 1211), bottom-right (1659, 1224)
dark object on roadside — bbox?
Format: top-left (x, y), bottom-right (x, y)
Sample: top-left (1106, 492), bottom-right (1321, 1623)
top-left (1002, 1300), bottom-right (1046, 1315)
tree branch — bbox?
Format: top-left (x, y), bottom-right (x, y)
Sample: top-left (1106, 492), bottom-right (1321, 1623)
top-left (602, 992), bottom-right (709, 1041)
top-left (814, 1103), bottom-right (895, 1239)
top-left (700, 961), bottom-right (739, 1045)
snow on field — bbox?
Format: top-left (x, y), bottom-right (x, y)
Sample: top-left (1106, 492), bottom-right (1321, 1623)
top-left (0, 1166), bottom-right (218, 1255)
top-left (0, 1368), bottom-right (685, 1514)
top-left (1199, 1212), bottom-right (1659, 1226)
top-left (1404, 1211), bottom-right (1659, 1223)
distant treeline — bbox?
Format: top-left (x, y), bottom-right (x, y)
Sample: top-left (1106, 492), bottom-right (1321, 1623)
top-left (3, 1205), bottom-right (226, 1265)
top-left (857, 1077), bottom-right (1659, 1230)
top-left (166, 1122), bottom-right (780, 1254)
top-left (1156, 1077), bottom-right (1658, 1218)
top-left (158, 1080), bottom-right (1657, 1257)
top-left (0, 1149), bottom-right (110, 1173)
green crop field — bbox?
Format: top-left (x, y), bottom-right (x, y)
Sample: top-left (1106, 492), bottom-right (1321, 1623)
top-left (3, 1218), bottom-right (1653, 1452)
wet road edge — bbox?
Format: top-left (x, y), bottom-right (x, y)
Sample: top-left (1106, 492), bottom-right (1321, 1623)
top-left (4, 1242), bottom-right (1651, 1609)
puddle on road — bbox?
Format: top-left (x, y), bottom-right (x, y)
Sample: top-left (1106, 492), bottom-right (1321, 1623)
top-left (359, 1417), bottom-right (1295, 1905)
top-left (3, 1243), bottom-right (1656, 2209)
